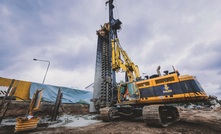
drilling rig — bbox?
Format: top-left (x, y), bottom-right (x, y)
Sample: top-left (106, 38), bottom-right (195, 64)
top-left (90, 0), bottom-right (121, 112)
top-left (90, 0), bottom-right (208, 127)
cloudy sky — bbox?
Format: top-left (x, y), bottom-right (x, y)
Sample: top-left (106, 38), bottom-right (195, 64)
top-left (0, 0), bottom-right (221, 98)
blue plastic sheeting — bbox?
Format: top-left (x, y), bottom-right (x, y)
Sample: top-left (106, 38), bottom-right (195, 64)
top-left (30, 83), bottom-right (92, 104)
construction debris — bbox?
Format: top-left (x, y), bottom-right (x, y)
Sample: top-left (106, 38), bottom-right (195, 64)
top-left (14, 89), bottom-right (43, 132)
top-left (0, 79), bottom-right (18, 124)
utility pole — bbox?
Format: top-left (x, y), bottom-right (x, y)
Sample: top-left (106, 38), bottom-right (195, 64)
top-left (33, 58), bottom-right (50, 84)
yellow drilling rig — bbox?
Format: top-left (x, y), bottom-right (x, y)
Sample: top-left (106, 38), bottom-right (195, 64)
top-left (90, 0), bottom-right (209, 127)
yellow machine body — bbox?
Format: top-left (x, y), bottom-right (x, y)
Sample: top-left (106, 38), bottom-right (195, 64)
top-left (117, 73), bottom-right (208, 105)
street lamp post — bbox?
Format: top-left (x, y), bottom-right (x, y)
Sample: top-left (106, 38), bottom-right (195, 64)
top-left (33, 58), bottom-right (50, 84)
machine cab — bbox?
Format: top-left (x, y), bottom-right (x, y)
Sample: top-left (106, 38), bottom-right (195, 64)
top-left (117, 82), bottom-right (140, 103)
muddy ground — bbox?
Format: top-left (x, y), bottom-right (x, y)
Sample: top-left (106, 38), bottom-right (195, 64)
top-left (1, 107), bottom-right (221, 134)
top-left (0, 100), bottom-right (89, 118)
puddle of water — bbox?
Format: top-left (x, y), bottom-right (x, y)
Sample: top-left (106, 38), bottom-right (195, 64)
top-left (48, 114), bottom-right (100, 128)
top-left (0, 114), bottom-right (100, 128)
top-left (0, 118), bottom-right (16, 126)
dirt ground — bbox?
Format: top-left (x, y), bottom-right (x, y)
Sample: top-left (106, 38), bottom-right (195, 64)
top-left (1, 108), bottom-right (221, 134)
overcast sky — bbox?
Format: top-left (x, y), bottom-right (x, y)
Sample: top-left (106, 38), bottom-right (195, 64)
top-left (0, 0), bottom-right (221, 99)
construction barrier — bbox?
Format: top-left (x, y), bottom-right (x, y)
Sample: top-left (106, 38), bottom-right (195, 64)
top-left (0, 77), bottom-right (92, 104)
top-left (0, 77), bottom-right (30, 100)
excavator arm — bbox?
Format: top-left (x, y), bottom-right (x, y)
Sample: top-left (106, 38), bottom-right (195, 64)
top-left (111, 38), bottom-right (140, 82)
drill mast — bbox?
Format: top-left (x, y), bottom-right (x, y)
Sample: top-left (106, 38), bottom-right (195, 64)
top-left (90, 0), bottom-right (121, 112)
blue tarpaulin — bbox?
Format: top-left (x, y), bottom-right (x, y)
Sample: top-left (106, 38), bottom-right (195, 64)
top-left (30, 83), bottom-right (92, 104)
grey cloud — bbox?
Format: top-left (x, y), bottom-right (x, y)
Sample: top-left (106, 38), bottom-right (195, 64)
top-left (0, 0), bottom-right (221, 92)
top-left (178, 41), bottom-right (221, 71)
top-left (52, 48), bottom-right (96, 71)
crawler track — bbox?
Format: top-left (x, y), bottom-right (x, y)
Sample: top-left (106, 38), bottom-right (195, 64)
top-left (100, 107), bottom-right (118, 122)
top-left (143, 105), bottom-right (180, 127)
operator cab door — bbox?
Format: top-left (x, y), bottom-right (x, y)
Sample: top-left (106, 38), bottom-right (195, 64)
top-left (118, 82), bottom-right (140, 103)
